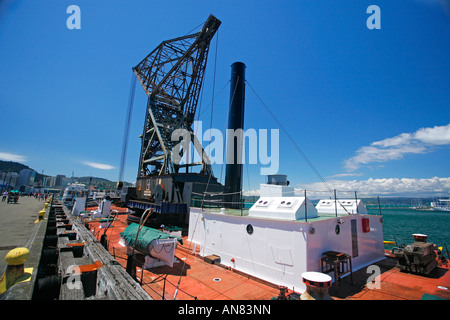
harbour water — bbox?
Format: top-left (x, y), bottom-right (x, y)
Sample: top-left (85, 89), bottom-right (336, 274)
top-left (369, 207), bottom-right (450, 254)
top-left (243, 200), bottom-right (450, 257)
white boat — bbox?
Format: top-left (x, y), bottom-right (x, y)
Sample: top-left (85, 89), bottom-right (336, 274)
top-left (410, 199), bottom-right (430, 211)
top-left (430, 199), bottom-right (450, 212)
top-left (62, 183), bottom-right (88, 202)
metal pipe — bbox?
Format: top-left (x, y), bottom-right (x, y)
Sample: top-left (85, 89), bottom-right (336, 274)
top-left (334, 189), bottom-right (338, 218)
top-left (224, 62), bottom-right (246, 209)
top-left (377, 196), bottom-right (382, 215)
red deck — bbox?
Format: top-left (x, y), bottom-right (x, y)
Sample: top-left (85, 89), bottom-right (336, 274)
top-left (330, 251), bottom-right (450, 300)
top-left (86, 207), bottom-right (450, 300)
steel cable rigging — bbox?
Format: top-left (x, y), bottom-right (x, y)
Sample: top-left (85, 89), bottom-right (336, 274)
top-left (117, 72), bottom-right (137, 189)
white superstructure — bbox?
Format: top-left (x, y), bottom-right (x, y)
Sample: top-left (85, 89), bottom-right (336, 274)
top-left (62, 183), bottom-right (88, 202)
top-left (188, 179), bottom-right (384, 293)
top-left (315, 199), bottom-right (368, 215)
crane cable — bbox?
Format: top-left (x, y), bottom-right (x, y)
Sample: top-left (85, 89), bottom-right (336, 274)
top-left (246, 81), bottom-right (348, 206)
top-left (203, 29), bottom-right (219, 193)
top-left (117, 72), bottom-right (137, 189)
top-left (246, 80), bottom-right (353, 215)
top-left (174, 31), bottom-right (219, 300)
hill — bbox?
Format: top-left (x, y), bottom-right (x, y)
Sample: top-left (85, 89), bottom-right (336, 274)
top-left (0, 160), bottom-right (47, 183)
top-left (0, 160), bottom-right (133, 189)
top-left (76, 176), bottom-right (133, 190)
top-left (0, 160), bottom-right (31, 173)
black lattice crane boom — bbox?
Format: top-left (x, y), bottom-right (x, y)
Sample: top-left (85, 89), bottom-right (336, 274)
top-left (133, 15), bottom-right (221, 177)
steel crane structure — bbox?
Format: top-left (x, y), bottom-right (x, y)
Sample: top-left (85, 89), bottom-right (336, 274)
top-left (126, 15), bottom-right (224, 230)
top-left (133, 14), bottom-right (221, 178)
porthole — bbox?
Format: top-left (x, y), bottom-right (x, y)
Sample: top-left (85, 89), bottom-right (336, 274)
top-left (335, 224), bottom-right (340, 235)
top-left (246, 224), bottom-right (254, 235)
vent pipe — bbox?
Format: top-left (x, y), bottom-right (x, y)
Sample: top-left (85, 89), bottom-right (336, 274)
top-left (224, 62), bottom-right (246, 209)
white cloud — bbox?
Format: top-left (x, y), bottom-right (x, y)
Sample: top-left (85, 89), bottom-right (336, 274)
top-left (243, 189), bottom-right (260, 197)
top-left (345, 123), bottom-right (450, 171)
top-left (82, 161), bottom-right (115, 170)
top-left (299, 177), bottom-right (450, 198)
top-left (414, 125), bottom-right (450, 145)
top-left (0, 152), bottom-right (26, 162)
top-left (327, 173), bottom-right (363, 179)
top-left (244, 176), bottom-right (450, 198)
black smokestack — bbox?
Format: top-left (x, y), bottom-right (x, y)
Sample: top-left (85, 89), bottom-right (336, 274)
top-left (224, 62), bottom-right (246, 209)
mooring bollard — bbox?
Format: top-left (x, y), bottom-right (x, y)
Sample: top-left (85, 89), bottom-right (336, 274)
top-left (35, 209), bottom-right (46, 223)
top-left (0, 247), bottom-right (31, 294)
top-left (300, 271), bottom-right (333, 300)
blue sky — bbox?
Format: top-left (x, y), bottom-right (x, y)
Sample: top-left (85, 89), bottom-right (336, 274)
top-left (1, 0), bottom-right (449, 197)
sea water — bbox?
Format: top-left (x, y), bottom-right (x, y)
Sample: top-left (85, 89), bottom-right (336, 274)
top-left (244, 202), bottom-right (449, 256)
top-left (368, 207), bottom-right (450, 255)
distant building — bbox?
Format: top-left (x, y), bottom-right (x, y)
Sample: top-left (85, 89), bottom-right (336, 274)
top-left (17, 169), bottom-right (36, 188)
top-left (0, 171), bottom-right (19, 190)
top-left (29, 171), bottom-right (36, 185)
top-left (43, 176), bottom-right (56, 187)
top-left (8, 172), bottom-right (18, 187)
top-left (55, 174), bottom-right (66, 187)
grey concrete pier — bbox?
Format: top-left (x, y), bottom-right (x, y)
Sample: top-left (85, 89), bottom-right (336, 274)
top-left (0, 196), bottom-right (49, 299)
top-left (0, 197), bottom-right (44, 277)
top-left (0, 196), bottom-right (151, 300)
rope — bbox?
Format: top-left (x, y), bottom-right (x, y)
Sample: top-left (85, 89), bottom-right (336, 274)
top-left (209, 29), bottom-right (219, 137)
top-left (118, 72), bottom-right (137, 184)
top-left (246, 80), bottom-right (354, 215)
top-left (191, 190), bottom-right (242, 196)
top-left (183, 20), bottom-right (204, 37)
top-left (130, 208), bottom-right (153, 257)
top-left (102, 210), bottom-right (119, 236)
top-left (246, 80), bottom-right (333, 194)
top-left (202, 29), bottom-right (220, 198)
top-left (173, 211), bottom-right (202, 300)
